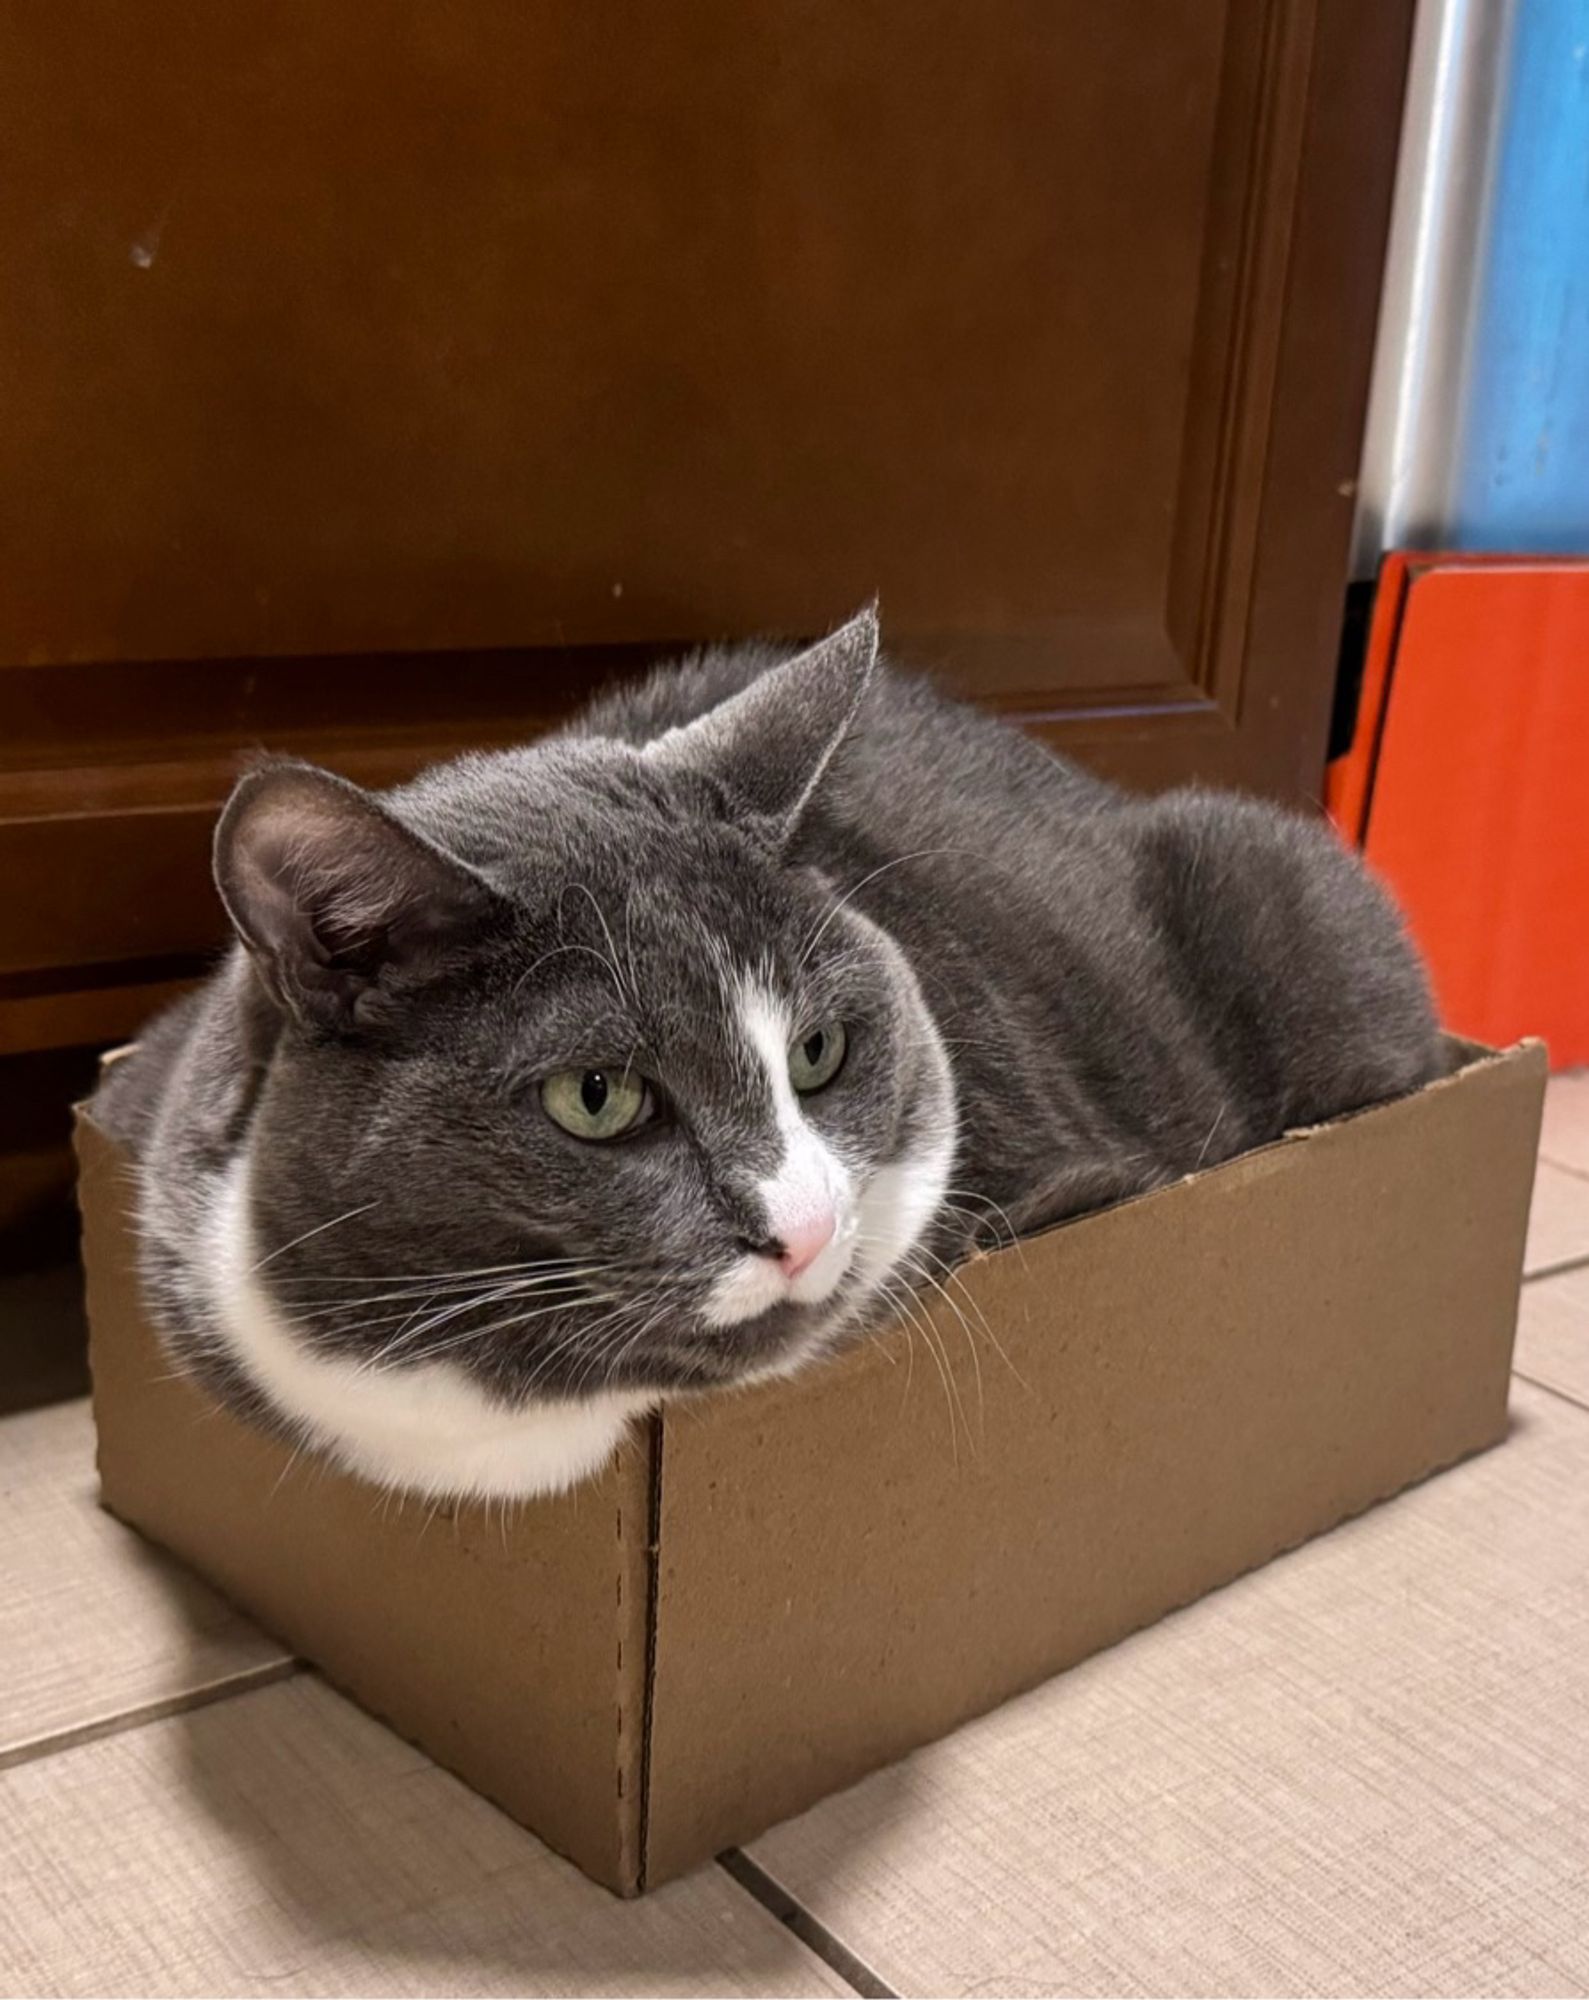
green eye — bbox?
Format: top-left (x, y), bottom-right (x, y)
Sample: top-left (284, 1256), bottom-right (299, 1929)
top-left (788, 1020), bottom-right (848, 1094)
top-left (541, 1067), bottom-right (652, 1141)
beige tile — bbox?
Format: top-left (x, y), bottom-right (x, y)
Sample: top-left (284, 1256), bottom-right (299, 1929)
top-left (0, 1400), bottom-right (290, 1763)
top-left (1526, 1161), bottom-right (1589, 1276)
top-left (748, 1382), bottom-right (1589, 1999)
top-left (1515, 1263), bottom-right (1589, 1410)
top-left (0, 1677), bottom-right (846, 1999)
top-left (1539, 1071), bottom-right (1589, 1177)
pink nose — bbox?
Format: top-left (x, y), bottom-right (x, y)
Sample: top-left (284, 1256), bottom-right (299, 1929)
top-left (777, 1211), bottom-right (836, 1280)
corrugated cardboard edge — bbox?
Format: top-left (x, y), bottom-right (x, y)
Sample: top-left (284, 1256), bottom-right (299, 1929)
top-left (634, 1411), bottom-right (668, 1894)
top-left (75, 1097), bottom-right (655, 1896)
top-left (611, 1423), bottom-right (655, 1894)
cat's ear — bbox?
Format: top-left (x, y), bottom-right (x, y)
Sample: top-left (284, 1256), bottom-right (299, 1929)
top-left (648, 603), bottom-right (879, 841)
top-left (213, 762), bottom-right (504, 1034)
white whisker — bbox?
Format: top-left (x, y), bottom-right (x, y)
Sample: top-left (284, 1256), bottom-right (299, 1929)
top-left (512, 939), bottom-right (631, 1002)
top-left (274, 1256), bottom-right (603, 1290)
top-left (288, 1268), bottom-right (615, 1325)
top-left (250, 1202), bottom-right (379, 1273)
top-left (798, 846), bottom-right (998, 969)
top-left (418, 1293), bottom-right (622, 1362)
top-left (565, 882), bottom-right (632, 1008)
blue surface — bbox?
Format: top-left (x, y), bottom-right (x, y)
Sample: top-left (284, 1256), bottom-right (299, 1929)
top-left (1452, 1), bottom-right (1589, 551)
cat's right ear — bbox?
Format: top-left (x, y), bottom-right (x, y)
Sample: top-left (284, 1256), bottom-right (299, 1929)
top-left (646, 604), bottom-right (879, 844)
top-left (213, 762), bottom-right (504, 1034)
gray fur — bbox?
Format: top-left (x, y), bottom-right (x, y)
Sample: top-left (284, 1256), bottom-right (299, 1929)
top-left (97, 608), bottom-right (1443, 1446)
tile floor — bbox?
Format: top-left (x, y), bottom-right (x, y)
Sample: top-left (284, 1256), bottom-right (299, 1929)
top-left (4, 1081), bottom-right (1589, 1999)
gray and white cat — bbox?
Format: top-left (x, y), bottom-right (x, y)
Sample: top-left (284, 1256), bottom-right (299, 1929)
top-left (96, 608), bottom-right (1443, 1500)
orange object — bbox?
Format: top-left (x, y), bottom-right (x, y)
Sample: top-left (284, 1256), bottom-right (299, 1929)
top-left (1327, 554), bottom-right (1589, 1068)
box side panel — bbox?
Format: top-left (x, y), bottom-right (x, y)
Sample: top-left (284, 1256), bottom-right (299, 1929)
top-left (76, 1112), bottom-right (648, 1895)
top-left (642, 1042), bottom-right (1546, 1884)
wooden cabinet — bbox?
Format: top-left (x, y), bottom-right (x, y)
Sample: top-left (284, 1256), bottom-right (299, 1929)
top-left (0, 0), bottom-right (1413, 1230)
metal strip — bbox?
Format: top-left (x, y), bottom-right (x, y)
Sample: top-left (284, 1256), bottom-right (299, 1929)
top-left (1351, 0), bottom-right (1517, 571)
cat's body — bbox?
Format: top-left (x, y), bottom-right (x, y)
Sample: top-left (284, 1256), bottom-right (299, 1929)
top-left (98, 612), bottom-right (1442, 1498)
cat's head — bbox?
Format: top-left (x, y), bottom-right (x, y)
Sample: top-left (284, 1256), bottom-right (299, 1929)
top-left (210, 610), bottom-right (955, 1494)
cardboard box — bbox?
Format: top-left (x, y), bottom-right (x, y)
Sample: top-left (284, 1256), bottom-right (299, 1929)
top-left (78, 1037), bottom-right (1545, 1896)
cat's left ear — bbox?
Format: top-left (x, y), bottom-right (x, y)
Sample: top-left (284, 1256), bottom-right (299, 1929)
top-left (214, 762), bottom-right (507, 1035)
top-left (648, 603), bottom-right (879, 843)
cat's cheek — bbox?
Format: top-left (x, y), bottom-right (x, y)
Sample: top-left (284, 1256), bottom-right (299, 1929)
top-left (850, 1126), bottom-right (958, 1297)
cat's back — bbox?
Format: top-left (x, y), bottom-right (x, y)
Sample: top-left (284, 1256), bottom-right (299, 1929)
top-left (1125, 785), bottom-right (1445, 1121)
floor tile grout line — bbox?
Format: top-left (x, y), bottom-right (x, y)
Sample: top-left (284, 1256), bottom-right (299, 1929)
top-left (1512, 1366), bottom-right (1589, 1420)
top-left (716, 1848), bottom-right (900, 2000)
top-left (1539, 1149), bottom-right (1589, 1187)
top-left (0, 1657), bottom-right (301, 1776)
top-left (1523, 1249), bottom-right (1589, 1285)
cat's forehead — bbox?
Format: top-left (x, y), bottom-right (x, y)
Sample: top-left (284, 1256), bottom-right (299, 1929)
top-left (493, 865), bottom-right (854, 1066)
top-left (510, 894), bottom-right (815, 1021)
top-left (413, 738), bottom-right (751, 899)
top-left (398, 736), bottom-right (858, 1009)
top-left (519, 831), bottom-right (794, 958)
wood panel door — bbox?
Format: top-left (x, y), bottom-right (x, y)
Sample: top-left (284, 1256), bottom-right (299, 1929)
top-left (0, 0), bottom-right (1412, 1224)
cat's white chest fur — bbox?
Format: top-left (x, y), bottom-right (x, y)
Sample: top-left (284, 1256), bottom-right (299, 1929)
top-left (208, 1155), bottom-right (652, 1501)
